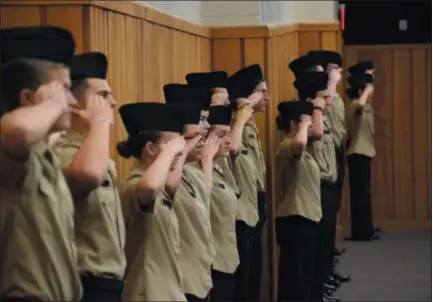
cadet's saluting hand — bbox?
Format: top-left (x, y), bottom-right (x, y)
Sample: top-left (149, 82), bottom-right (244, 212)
top-left (73, 93), bottom-right (113, 125)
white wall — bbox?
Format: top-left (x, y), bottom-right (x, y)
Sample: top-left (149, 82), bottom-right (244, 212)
top-left (138, 0), bottom-right (337, 25)
top-left (136, 1), bottom-right (203, 24)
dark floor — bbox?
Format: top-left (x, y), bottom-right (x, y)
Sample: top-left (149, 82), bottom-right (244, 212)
top-left (335, 230), bottom-right (432, 301)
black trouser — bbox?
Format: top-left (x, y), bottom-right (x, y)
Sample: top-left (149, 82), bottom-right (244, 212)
top-left (186, 293), bottom-right (208, 302)
top-left (234, 191), bottom-right (265, 302)
top-left (210, 269), bottom-right (235, 301)
top-left (335, 145), bottom-right (346, 214)
top-left (332, 145), bottom-right (345, 254)
top-left (81, 275), bottom-right (124, 302)
top-left (312, 181), bottom-right (336, 299)
top-left (276, 216), bottom-right (318, 301)
top-left (348, 154), bottom-right (374, 239)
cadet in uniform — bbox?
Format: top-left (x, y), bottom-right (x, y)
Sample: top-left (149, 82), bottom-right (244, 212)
top-left (117, 103), bottom-right (187, 302)
top-left (229, 64), bottom-right (268, 302)
top-left (164, 84), bottom-right (218, 302)
top-left (58, 52), bottom-right (126, 302)
top-left (308, 50), bottom-right (350, 286)
top-left (0, 26), bottom-right (83, 301)
top-left (294, 71), bottom-right (339, 302)
top-left (346, 64), bottom-right (377, 241)
top-left (226, 67), bottom-right (265, 301)
top-left (186, 71), bottom-right (242, 205)
top-left (275, 100), bottom-right (322, 302)
top-left (207, 106), bottom-right (240, 301)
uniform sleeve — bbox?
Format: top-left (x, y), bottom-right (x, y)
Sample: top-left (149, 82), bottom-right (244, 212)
top-left (0, 146), bottom-right (30, 188)
top-left (120, 175), bottom-right (154, 221)
top-left (278, 139), bottom-right (300, 160)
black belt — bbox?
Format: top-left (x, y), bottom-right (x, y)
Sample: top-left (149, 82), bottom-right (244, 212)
top-left (81, 275), bottom-right (124, 292)
top-left (321, 179), bottom-right (335, 187)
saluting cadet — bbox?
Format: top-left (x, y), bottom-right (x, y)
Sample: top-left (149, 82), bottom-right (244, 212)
top-left (308, 50), bottom-right (350, 288)
top-left (346, 63), bottom-right (378, 241)
top-left (185, 72), bottom-right (241, 200)
top-left (294, 70), bottom-right (339, 302)
top-left (164, 84), bottom-right (219, 302)
top-left (58, 52), bottom-right (126, 302)
top-left (207, 106), bottom-right (240, 301)
top-left (117, 103), bottom-right (187, 302)
top-left (275, 100), bottom-right (321, 302)
top-left (0, 26), bottom-right (83, 301)
top-left (226, 65), bottom-right (265, 302)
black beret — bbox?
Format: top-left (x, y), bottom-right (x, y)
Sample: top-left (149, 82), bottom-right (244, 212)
top-left (294, 72), bottom-right (329, 97)
top-left (167, 101), bottom-right (202, 125)
top-left (308, 50), bottom-right (342, 68)
top-left (227, 64), bottom-right (264, 99)
top-left (70, 52), bottom-right (107, 80)
top-left (0, 26), bottom-right (75, 65)
top-left (119, 102), bottom-right (184, 135)
top-left (191, 86), bottom-right (212, 111)
top-left (277, 101), bottom-right (314, 125)
top-left (208, 106), bottom-right (232, 126)
top-left (347, 73), bottom-right (374, 89)
top-left (288, 55), bottom-right (323, 79)
top-left (185, 71), bottom-right (228, 89)
top-left (348, 61), bottom-right (374, 76)
top-left (163, 84), bottom-right (192, 103)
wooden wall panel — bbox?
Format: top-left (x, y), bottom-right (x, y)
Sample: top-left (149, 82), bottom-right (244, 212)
top-left (0, 1), bottom-right (212, 184)
top-left (86, 6), bottom-right (212, 181)
top-left (344, 44), bottom-right (432, 230)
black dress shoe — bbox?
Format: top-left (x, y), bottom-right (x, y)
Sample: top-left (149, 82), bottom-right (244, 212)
top-left (323, 283), bottom-right (337, 292)
top-left (323, 292), bottom-right (340, 302)
top-left (334, 248), bottom-right (346, 256)
top-left (333, 257), bottom-right (340, 266)
top-left (332, 271), bottom-right (351, 283)
top-left (344, 233), bottom-right (380, 241)
top-left (326, 276), bottom-right (340, 287)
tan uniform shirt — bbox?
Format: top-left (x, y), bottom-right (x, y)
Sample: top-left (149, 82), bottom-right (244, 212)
top-left (210, 163), bottom-right (240, 274)
top-left (0, 142), bottom-right (82, 301)
top-left (174, 162), bottom-right (214, 298)
top-left (243, 124), bottom-right (266, 191)
top-left (346, 102), bottom-right (376, 158)
top-left (276, 137), bottom-right (322, 222)
top-left (327, 93), bottom-right (347, 147)
top-left (231, 141), bottom-right (259, 227)
top-left (215, 157), bottom-right (240, 197)
top-left (121, 170), bottom-right (185, 302)
top-left (57, 131), bottom-right (126, 279)
top-left (307, 117), bottom-right (337, 183)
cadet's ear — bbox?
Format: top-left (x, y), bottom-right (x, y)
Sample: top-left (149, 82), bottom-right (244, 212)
top-left (19, 89), bottom-right (35, 107)
top-left (144, 141), bottom-right (157, 157)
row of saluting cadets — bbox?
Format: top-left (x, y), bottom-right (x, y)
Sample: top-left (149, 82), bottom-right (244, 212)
top-left (0, 25), bottom-right (378, 302)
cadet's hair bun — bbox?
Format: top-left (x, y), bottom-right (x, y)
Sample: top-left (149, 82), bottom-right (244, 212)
top-left (116, 140), bottom-right (132, 159)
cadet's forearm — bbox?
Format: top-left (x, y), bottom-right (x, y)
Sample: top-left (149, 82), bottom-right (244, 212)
top-left (229, 117), bottom-right (247, 154)
top-left (165, 152), bottom-right (187, 194)
top-left (139, 149), bottom-right (178, 200)
top-left (355, 89), bottom-right (370, 109)
top-left (67, 122), bottom-right (111, 193)
top-left (0, 101), bottom-right (64, 158)
top-left (201, 155), bottom-right (214, 193)
top-left (310, 109), bottom-right (324, 139)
